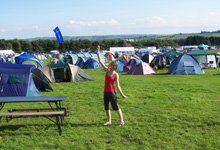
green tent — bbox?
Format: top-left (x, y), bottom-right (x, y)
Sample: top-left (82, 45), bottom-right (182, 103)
top-left (187, 50), bottom-right (215, 55)
top-left (39, 63), bottom-right (94, 83)
top-left (22, 57), bottom-right (45, 68)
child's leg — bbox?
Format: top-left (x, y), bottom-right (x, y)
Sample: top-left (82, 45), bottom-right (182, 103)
top-left (104, 110), bottom-right (111, 126)
top-left (117, 109), bottom-right (124, 125)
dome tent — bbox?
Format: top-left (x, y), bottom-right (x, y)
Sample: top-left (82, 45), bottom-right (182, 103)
top-left (141, 54), bottom-right (154, 63)
top-left (0, 63), bottom-right (43, 97)
top-left (21, 57), bottom-right (45, 68)
top-left (15, 52), bottom-right (35, 64)
top-left (39, 63), bottom-right (94, 83)
top-left (116, 59), bottom-right (126, 72)
top-left (83, 58), bottom-right (100, 69)
top-left (75, 57), bottom-right (90, 68)
top-left (127, 62), bottom-right (155, 75)
top-left (168, 54), bottom-right (204, 75)
top-left (64, 54), bottom-right (78, 65)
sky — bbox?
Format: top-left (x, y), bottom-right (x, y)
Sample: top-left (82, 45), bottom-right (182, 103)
top-left (1, 0), bottom-right (220, 39)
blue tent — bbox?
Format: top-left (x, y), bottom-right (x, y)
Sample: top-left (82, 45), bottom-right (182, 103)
top-left (57, 61), bottom-right (65, 64)
top-left (168, 54), bottom-right (204, 75)
top-left (0, 56), bottom-right (6, 63)
top-left (127, 58), bottom-right (140, 66)
top-left (75, 57), bottom-right (90, 68)
top-left (116, 59), bottom-right (126, 72)
top-left (0, 63), bottom-right (43, 97)
top-left (83, 58), bottom-right (100, 69)
top-left (15, 52), bottom-right (35, 64)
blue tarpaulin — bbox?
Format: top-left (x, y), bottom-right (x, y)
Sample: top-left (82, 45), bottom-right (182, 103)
top-left (53, 26), bottom-right (64, 43)
top-left (15, 52), bottom-right (35, 64)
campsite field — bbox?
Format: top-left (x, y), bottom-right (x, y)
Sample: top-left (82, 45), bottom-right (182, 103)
top-left (1, 66), bottom-right (220, 149)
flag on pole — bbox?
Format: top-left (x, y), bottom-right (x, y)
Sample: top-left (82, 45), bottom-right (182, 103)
top-left (53, 26), bottom-right (64, 43)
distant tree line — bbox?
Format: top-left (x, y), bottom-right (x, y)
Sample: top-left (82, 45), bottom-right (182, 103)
top-left (184, 36), bottom-right (220, 46)
top-left (1, 36), bottom-right (220, 53)
top-left (0, 39), bottom-right (128, 53)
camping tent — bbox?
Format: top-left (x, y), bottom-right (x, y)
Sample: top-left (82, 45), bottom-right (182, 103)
top-left (83, 58), bottom-right (100, 69)
top-left (150, 55), bottom-right (174, 69)
top-left (21, 57), bottom-right (45, 68)
top-left (0, 63), bottom-right (43, 97)
top-left (32, 69), bottom-right (53, 91)
top-left (141, 54), bottom-right (154, 63)
top-left (15, 52), bottom-right (35, 64)
top-left (127, 62), bottom-right (155, 75)
top-left (162, 51), bottom-right (183, 56)
top-left (50, 58), bottom-right (59, 64)
top-left (76, 53), bottom-right (85, 58)
top-left (90, 53), bottom-right (108, 65)
top-left (121, 54), bottom-right (135, 65)
top-left (83, 53), bottom-right (92, 57)
top-left (0, 56), bottom-right (6, 63)
top-left (75, 57), bottom-right (90, 68)
top-left (187, 50), bottom-right (217, 68)
top-left (64, 54), bottom-right (78, 65)
top-left (39, 63), bottom-right (94, 83)
top-left (123, 64), bottom-right (135, 73)
top-left (168, 54), bottom-right (204, 75)
top-left (127, 58), bottom-right (140, 66)
top-left (116, 59), bottom-right (126, 72)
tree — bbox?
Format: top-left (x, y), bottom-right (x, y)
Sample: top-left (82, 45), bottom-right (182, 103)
top-left (0, 40), bottom-right (7, 49)
top-left (12, 39), bottom-right (22, 53)
top-left (6, 43), bottom-right (13, 49)
top-left (117, 40), bottom-right (127, 47)
top-left (20, 40), bottom-right (33, 53)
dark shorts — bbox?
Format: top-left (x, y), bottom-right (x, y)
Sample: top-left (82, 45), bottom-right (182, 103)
top-left (104, 91), bottom-right (120, 110)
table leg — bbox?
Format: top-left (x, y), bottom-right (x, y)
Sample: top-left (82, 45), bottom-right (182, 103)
top-left (0, 102), bottom-right (5, 111)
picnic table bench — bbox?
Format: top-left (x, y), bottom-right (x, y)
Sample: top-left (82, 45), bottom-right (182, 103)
top-left (0, 96), bottom-right (68, 136)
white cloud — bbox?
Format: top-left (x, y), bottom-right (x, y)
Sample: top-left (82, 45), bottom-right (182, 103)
top-left (17, 28), bottom-right (22, 31)
top-left (32, 26), bottom-right (48, 31)
top-left (68, 19), bottom-right (119, 29)
top-left (208, 12), bottom-right (220, 16)
top-left (1, 29), bottom-right (6, 33)
top-left (135, 16), bottom-right (164, 24)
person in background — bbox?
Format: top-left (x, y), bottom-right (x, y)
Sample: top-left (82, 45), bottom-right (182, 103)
top-left (162, 57), bottom-right (166, 70)
top-left (218, 58), bottom-right (220, 67)
top-left (105, 52), bottom-right (115, 61)
top-left (97, 45), bottom-right (128, 126)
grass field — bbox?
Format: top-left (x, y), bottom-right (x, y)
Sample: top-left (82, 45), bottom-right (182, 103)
top-left (1, 65), bottom-right (220, 149)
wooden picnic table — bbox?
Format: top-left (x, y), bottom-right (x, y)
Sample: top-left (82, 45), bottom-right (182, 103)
top-left (0, 96), bottom-right (68, 136)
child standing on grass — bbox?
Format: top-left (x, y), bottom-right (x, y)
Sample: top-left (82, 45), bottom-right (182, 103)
top-left (97, 45), bottom-right (128, 126)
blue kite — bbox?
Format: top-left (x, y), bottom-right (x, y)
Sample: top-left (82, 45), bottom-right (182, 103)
top-left (53, 26), bottom-right (64, 43)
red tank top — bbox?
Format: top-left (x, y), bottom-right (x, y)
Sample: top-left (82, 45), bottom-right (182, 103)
top-left (104, 73), bottom-right (115, 92)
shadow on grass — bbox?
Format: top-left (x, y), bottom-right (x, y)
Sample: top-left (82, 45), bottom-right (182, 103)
top-left (0, 122), bottom-right (103, 136)
top-left (0, 123), bottom-right (57, 134)
top-left (64, 123), bottom-right (103, 127)
top-left (153, 73), bottom-right (170, 75)
top-left (120, 73), bottom-right (169, 75)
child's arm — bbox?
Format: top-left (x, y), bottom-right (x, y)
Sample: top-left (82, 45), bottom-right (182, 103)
top-left (115, 73), bottom-right (128, 98)
top-left (97, 45), bottom-right (108, 72)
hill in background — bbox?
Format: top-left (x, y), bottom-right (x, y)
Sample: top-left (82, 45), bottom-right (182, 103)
top-left (23, 30), bottom-right (220, 41)
top-left (139, 30), bottom-right (220, 40)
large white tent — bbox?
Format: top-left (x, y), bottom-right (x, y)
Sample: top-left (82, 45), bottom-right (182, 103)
top-left (0, 50), bottom-right (15, 55)
top-left (187, 50), bottom-right (217, 68)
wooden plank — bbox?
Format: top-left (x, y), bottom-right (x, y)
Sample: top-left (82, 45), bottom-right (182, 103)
top-left (0, 96), bottom-right (67, 103)
top-left (8, 107), bottom-right (69, 116)
top-left (8, 107), bottom-right (68, 112)
top-left (0, 111), bottom-right (64, 117)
